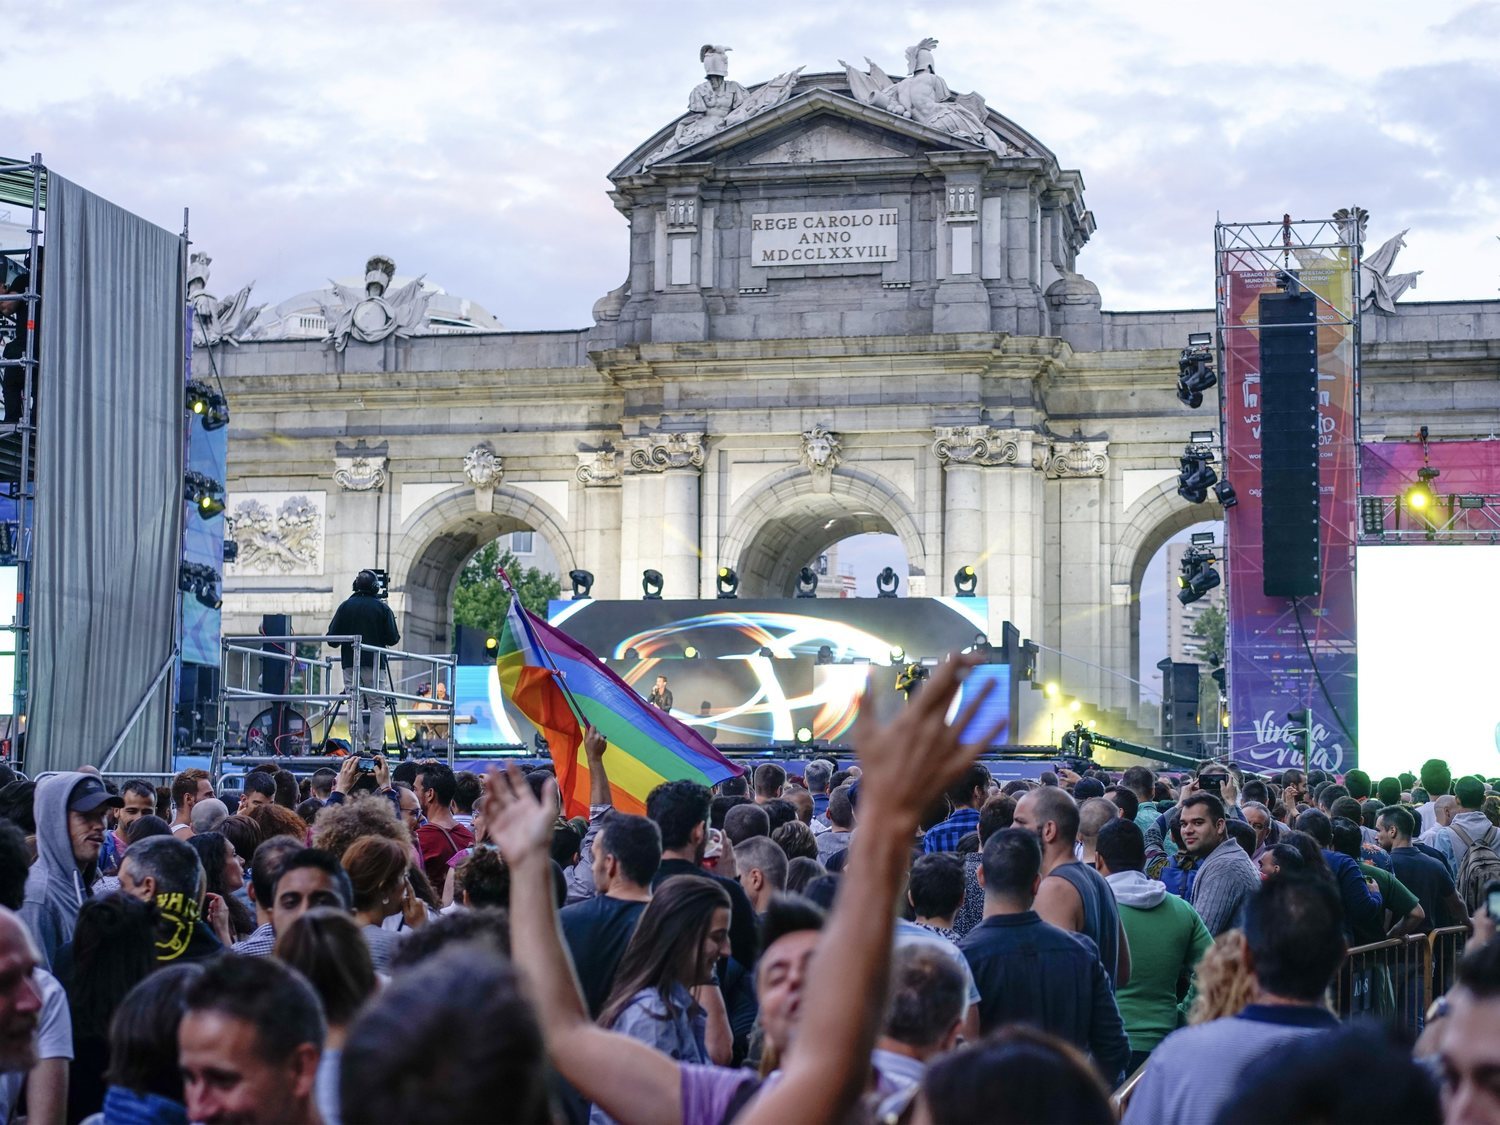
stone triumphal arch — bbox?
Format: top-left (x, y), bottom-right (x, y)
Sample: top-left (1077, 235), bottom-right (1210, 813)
top-left (205, 41), bottom-right (1500, 726)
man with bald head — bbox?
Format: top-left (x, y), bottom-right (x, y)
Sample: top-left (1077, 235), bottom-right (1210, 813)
top-left (1419, 793), bottom-right (1460, 876)
top-left (1013, 786), bottom-right (1130, 987)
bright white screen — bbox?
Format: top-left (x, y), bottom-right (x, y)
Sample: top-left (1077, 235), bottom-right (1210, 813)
top-left (1358, 545), bottom-right (1500, 780)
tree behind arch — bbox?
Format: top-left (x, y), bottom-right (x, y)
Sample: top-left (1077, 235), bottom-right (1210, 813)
top-left (452, 541), bottom-right (561, 638)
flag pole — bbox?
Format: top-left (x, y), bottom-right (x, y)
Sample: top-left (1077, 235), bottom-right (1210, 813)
top-left (496, 565), bottom-right (591, 733)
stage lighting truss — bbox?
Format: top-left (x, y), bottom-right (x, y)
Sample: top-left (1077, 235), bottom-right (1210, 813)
top-left (716, 566), bottom-right (740, 599)
top-left (1176, 545), bottom-right (1221, 605)
top-left (1176, 444), bottom-right (1219, 504)
top-left (875, 566), bottom-right (900, 598)
top-left (794, 566), bottom-right (819, 597)
top-left (1176, 338), bottom-right (1218, 408)
top-left (178, 562), bottom-right (222, 610)
top-left (1359, 484), bottom-right (1500, 543)
top-left (568, 569), bottom-right (594, 600)
top-left (183, 470), bottom-right (226, 519)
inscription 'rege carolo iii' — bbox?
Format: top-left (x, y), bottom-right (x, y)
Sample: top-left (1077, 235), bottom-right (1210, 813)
top-left (751, 209), bottom-right (899, 266)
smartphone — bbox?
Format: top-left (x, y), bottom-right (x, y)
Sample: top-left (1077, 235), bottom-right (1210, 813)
top-left (1488, 887), bottom-right (1500, 920)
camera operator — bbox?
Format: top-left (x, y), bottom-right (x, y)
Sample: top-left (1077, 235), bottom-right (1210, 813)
top-left (328, 569), bottom-right (400, 754)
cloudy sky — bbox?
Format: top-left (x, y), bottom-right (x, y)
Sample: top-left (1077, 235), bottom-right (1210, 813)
top-left (11, 0), bottom-right (1498, 328)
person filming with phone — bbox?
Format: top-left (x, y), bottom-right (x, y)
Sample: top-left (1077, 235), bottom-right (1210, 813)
top-left (328, 569), bottom-right (400, 754)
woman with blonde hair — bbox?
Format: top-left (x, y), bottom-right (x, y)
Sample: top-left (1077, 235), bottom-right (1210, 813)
top-left (1186, 929), bottom-right (1256, 1024)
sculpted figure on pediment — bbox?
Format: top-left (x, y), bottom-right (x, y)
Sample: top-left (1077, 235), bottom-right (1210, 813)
top-left (841, 39), bottom-right (1018, 155)
top-left (643, 46), bottom-right (803, 165)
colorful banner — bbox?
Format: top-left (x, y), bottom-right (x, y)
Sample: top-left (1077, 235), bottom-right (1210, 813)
top-left (1222, 251), bottom-right (1359, 771)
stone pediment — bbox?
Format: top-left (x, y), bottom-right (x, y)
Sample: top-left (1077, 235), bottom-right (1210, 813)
top-left (614, 85), bottom-right (993, 179)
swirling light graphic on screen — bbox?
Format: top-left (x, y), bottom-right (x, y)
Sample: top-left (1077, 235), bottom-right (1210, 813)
top-left (612, 612), bottom-right (901, 741)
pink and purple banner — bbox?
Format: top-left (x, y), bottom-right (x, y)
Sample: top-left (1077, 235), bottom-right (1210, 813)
top-left (1221, 251), bottom-right (1359, 771)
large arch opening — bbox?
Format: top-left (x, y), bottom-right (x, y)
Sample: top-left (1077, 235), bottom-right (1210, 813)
top-left (721, 470), bottom-right (926, 598)
top-left (392, 487), bottom-right (577, 654)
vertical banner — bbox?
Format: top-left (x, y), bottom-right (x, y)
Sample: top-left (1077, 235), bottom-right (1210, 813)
top-left (1221, 244), bottom-right (1359, 771)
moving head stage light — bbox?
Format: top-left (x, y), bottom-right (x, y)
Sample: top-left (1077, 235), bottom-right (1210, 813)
top-left (568, 569), bottom-right (594, 599)
top-left (716, 567), bottom-right (740, 599)
top-left (178, 563), bottom-right (222, 610)
top-left (641, 569), bottom-right (664, 600)
top-left (1176, 444), bottom-right (1218, 504)
top-left (1177, 333), bottom-right (1218, 408)
top-left (183, 471), bottom-right (226, 519)
top-left (1176, 545), bottom-right (1221, 605)
top-left (795, 566), bottom-right (819, 597)
top-left (953, 565), bottom-right (978, 597)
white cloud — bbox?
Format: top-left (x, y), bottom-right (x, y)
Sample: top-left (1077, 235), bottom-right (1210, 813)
top-left (11, 0), bottom-right (1498, 327)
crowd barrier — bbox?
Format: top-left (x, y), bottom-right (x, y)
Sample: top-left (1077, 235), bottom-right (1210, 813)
top-left (1113, 925), bottom-right (1469, 1116)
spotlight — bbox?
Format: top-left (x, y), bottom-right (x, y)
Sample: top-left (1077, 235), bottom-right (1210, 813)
top-left (178, 562), bottom-right (222, 610)
top-left (953, 565), bottom-right (978, 597)
top-left (683, 645), bottom-right (699, 659)
top-left (641, 569), bottom-right (664, 600)
top-left (624, 647), bottom-right (640, 661)
top-left (1213, 479), bottom-right (1238, 509)
top-left (795, 566), bottom-right (818, 598)
top-left (875, 566), bottom-right (900, 598)
top-left (183, 471), bottom-right (225, 521)
top-left (1044, 682), bottom-right (1060, 698)
top-left (1069, 700), bottom-right (1082, 713)
top-left (196, 586), bottom-right (222, 611)
top-left (1176, 444), bottom-right (1218, 505)
top-left (716, 566), bottom-right (739, 599)
top-left (889, 646), bottom-right (906, 664)
top-left (1176, 546), bottom-right (1221, 605)
top-left (795, 726), bottom-right (814, 745)
top-left (815, 644), bottom-right (834, 665)
top-left (202, 392), bottom-right (230, 432)
top-left (186, 380), bottom-right (213, 416)
top-left (485, 636), bottom-right (498, 656)
top-left (1176, 338), bottom-right (1217, 408)
top-left (568, 569), bottom-right (594, 599)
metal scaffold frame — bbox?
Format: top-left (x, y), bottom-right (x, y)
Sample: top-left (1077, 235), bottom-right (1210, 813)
top-left (0, 155), bottom-right (44, 751)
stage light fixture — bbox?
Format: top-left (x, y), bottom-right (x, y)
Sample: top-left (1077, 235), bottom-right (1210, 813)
top-left (178, 562), bottom-right (222, 610)
top-left (567, 569), bottom-right (594, 599)
top-left (1213, 479), bottom-right (1238, 509)
top-left (1176, 546), bottom-right (1221, 605)
top-left (624, 647), bottom-right (640, 661)
top-left (1176, 337), bottom-right (1218, 408)
top-left (1069, 700), bottom-right (1082, 713)
top-left (683, 645), bottom-right (699, 659)
top-left (202, 392), bottom-right (230, 432)
top-left (641, 569), bottom-right (664, 600)
top-left (196, 586), bottom-right (222, 611)
top-left (795, 566), bottom-right (819, 598)
top-left (953, 565), bottom-right (978, 597)
top-left (795, 726), bottom-right (814, 745)
top-left (1044, 681), bottom-right (1060, 698)
top-left (815, 645), bottom-right (834, 665)
top-left (889, 646), bottom-right (906, 664)
top-left (1176, 443), bottom-right (1218, 504)
top-left (183, 471), bottom-right (226, 520)
top-left (875, 566), bottom-right (900, 598)
top-left (186, 380), bottom-right (213, 416)
top-left (485, 636), bottom-right (498, 655)
top-left (716, 566), bottom-right (740, 599)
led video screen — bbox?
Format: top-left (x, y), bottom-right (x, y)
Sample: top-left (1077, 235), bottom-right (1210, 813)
top-left (451, 598), bottom-right (1011, 748)
top-left (1357, 546), bottom-right (1500, 780)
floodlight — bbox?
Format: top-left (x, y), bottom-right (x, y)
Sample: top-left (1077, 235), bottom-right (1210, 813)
top-left (795, 566), bottom-right (818, 597)
top-left (568, 569), bottom-right (594, 599)
top-left (953, 565), bottom-right (978, 597)
top-left (716, 566), bottom-right (739, 599)
top-left (683, 645), bottom-right (699, 659)
top-left (795, 726), bottom-right (814, 745)
top-left (641, 569), bottom-right (664, 599)
top-left (875, 566), bottom-right (900, 598)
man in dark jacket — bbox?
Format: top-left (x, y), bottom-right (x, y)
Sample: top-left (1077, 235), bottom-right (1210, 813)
top-left (958, 828), bottom-right (1129, 1085)
top-left (327, 569), bottom-right (400, 753)
top-left (20, 773), bottom-right (121, 970)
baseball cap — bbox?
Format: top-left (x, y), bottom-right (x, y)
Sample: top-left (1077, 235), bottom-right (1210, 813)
top-left (68, 775), bottom-right (124, 814)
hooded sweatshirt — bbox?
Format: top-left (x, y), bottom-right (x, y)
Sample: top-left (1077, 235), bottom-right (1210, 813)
top-left (20, 772), bottom-right (95, 970)
top-left (1105, 869), bottom-right (1213, 1054)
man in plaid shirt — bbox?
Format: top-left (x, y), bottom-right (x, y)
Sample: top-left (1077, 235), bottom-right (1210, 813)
top-left (923, 763), bottom-right (992, 853)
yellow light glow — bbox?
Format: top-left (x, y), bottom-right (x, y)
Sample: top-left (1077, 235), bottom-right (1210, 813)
top-left (1044, 682), bottom-right (1060, 698)
top-left (1069, 700), bottom-right (1082, 713)
top-left (1408, 489), bottom-right (1428, 509)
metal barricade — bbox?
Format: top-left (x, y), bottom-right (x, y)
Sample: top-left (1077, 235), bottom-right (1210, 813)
top-left (1331, 934), bottom-right (1430, 1030)
top-left (1111, 1060), bottom-right (1150, 1116)
top-left (1428, 925), bottom-right (1469, 1009)
top-left (213, 634), bottom-right (456, 778)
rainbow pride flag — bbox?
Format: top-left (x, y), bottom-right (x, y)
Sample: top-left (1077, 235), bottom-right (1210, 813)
top-left (495, 595), bottom-right (745, 819)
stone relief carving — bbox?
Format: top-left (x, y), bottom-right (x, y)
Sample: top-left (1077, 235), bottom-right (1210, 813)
top-left (643, 46), bottom-right (803, 166)
top-left (225, 493), bottom-right (325, 576)
top-left (946, 185), bottom-right (978, 220)
top-left (626, 432), bottom-right (706, 473)
top-left (841, 40), bottom-right (1021, 156)
top-left (800, 425), bottom-right (844, 472)
top-left (1043, 440), bottom-right (1110, 479)
top-left (332, 453), bottom-right (387, 492)
top-left (188, 252), bottom-right (263, 348)
top-left (576, 448), bottom-right (622, 486)
top-left (463, 443), bottom-right (503, 489)
top-left (318, 255), bottom-right (433, 351)
top-left (932, 425), bottom-right (1023, 467)
top-left (667, 199), bottom-right (698, 228)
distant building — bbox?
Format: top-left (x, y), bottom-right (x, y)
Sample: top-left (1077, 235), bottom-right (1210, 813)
top-left (1165, 542), bottom-right (1224, 665)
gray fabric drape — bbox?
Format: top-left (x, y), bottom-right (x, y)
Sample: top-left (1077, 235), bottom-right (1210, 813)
top-left (28, 173), bottom-right (185, 774)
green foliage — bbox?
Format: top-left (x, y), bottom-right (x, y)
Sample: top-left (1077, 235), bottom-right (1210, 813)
top-left (451, 541), bottom-right (561, 639)
top-left (1192, 603), bottom-right (1226, 666)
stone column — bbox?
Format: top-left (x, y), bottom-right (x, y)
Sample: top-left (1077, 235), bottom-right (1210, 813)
top-left (622, 432), bottom-right (705, 600)
top-left (933, 426), bottom-right (1044, 639)
top-left (1045, 439), bottom-right (1111, 707)
top-left (575, 449), bottom-right (623, 599)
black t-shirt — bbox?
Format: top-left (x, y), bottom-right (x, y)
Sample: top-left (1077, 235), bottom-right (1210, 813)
top-left (1390, 846), bottom-right (1458, 930)
top-left (559, 894), bottom-right (647, 1018)
top-left (327, 593), bottom-right (401, 670)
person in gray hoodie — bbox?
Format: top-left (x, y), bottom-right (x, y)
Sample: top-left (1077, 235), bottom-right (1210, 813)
top-left (20, 772), bottom-right (121, 970)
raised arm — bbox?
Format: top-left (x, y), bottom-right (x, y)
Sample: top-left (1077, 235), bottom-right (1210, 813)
top-left (567, 727), bottom-right (612, 904)
top-left (488, 763), bottom-right (684, 1124)
top-left (737, 654), bottom-right (1004, 1125)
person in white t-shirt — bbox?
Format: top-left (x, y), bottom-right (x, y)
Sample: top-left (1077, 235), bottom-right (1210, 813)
top-left (0, 906), bottom-right (72, 1125)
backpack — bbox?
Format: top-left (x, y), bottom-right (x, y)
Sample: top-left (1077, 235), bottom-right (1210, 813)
top-left (1451, 822), bottom-right (1500, 914)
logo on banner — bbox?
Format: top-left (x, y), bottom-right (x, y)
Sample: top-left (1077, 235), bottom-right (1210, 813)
top-left (1244, 710), bottom-right (1345, 772)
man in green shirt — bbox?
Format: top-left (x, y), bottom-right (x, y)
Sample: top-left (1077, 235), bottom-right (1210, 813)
top-left (1096, 818), bottom-right (1212, 1073)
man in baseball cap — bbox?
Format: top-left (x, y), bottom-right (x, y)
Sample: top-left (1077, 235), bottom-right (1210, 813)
top-left (20, 773), bottom-right (123, 969)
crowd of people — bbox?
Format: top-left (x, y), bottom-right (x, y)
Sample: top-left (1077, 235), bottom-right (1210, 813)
top-left (2, 669), bottom-right (1500, 1123)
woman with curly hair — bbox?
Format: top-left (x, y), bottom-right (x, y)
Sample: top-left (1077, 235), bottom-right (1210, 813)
top-left (1186, 929), bottom-right (1256, 1025)
top-left (245, 802), bottom-right (309, 845)
top-left (311, 792), bottom-right (410, 861)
